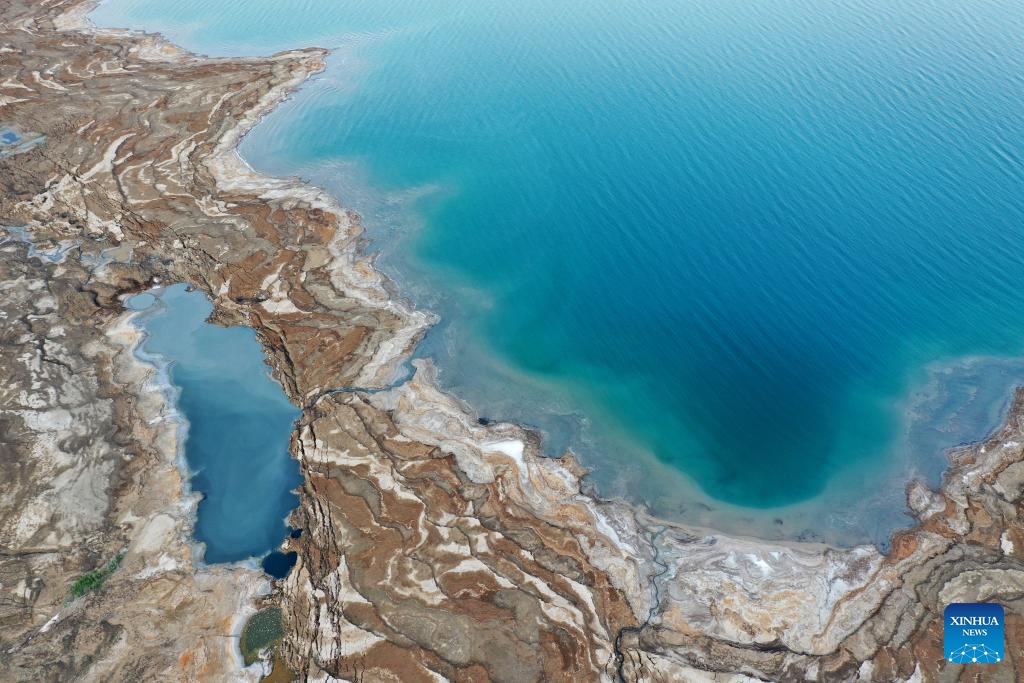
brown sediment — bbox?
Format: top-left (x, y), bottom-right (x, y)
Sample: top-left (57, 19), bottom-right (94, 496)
top-left (0, 1), bottom-right (1021, 681)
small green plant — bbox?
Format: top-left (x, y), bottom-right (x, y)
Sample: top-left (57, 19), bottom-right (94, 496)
top-left (69, 552), bottom-right (124, 599)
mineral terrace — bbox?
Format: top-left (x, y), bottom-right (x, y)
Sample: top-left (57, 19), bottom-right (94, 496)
top-left (0, 1), bottom-right (1021, 681)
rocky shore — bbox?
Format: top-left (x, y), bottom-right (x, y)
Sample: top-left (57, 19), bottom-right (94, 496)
top-left (0, 1), bottom-right (1021, 681)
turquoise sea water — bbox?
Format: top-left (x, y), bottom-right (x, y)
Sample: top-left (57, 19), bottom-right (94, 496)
top-left (128, 285), bottom-right (300, 563)
top-left (97, 0), bottom-right (1024, 545)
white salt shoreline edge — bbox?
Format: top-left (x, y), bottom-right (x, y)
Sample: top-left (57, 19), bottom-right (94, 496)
top-left (55, 0), bottom-right (1015, 661)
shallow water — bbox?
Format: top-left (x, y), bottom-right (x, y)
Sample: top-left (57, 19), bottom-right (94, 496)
top-left (97, 0), bottom-right (1024, 545)
top-left (128, 285), bottom-right (301, 563)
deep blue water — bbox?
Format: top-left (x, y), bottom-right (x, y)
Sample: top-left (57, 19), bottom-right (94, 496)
top-left (262, 551), bottom-right (299, 579)
top-left (97, 0), bottom-right (1024, 544)
top-left (128, 285), bottom-right (301, 563)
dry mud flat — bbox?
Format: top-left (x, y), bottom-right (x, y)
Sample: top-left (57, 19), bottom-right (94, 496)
top-left (0, 1), bottom-right (1022, 680)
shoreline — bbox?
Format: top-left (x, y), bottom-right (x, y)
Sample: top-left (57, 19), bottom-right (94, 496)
top-left (3, 1), bottom-right (1022, 679)
top-left (119, 292), bottom-right (204, 568)
top-left (67, 0), bottom-right (893, 647)
top-left (77, 0), bottom-right (1011, 553)
top-left (68, 0), bottom-right (1014, 603)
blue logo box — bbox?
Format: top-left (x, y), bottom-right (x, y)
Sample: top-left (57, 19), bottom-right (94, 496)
top-left (944, 603), bottom-right (1004, 664)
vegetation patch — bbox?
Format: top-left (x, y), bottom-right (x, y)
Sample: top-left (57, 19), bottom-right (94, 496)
top-left (240, 607), bottom-right (285, 667)
top-left (69, 553), bottom-right (124, 599)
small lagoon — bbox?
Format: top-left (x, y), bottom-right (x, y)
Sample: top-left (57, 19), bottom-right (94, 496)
top-left (128, 285), bottom-right (301, 564)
